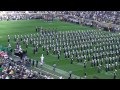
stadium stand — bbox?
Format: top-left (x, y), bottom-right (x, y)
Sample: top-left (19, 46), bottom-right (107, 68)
top-left (0, 11), bottom-right (120, 79)
top-left (0, 55), bottom-right (54, 79)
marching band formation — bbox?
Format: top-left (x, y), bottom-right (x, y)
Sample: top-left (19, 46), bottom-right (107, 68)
top-left (0, 11), bottom-right (120, 79)
top-left (6, 26), bottom-right (120, 79)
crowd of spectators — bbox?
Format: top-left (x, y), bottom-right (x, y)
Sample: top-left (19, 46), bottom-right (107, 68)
top-left (57, 11), bottom-right (120, 32)
top-left (0, 56), bottom-right (54, 79)
top-left (0, 11), bottom-right (44, 20)
top-left (57, 11), bottom-right (120, 25)
top-left (0, 11), bottom-right (119, 25)
top-left (0, 11), bottom-right (120, 24)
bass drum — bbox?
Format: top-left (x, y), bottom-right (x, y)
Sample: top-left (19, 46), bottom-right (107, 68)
top-left (14, 49), bottom-right (23, 59)
top-left (14, 49), bottom-right (27, 60)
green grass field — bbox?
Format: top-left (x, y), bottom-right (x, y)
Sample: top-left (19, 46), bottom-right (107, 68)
top-left (0, 19), bottom-right (120, 79)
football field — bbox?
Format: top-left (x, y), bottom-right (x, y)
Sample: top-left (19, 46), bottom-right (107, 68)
top-left (0, 19), bottom-right (120, 79)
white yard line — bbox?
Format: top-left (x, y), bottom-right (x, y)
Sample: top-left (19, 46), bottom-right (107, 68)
top-left (40, 63), bottom-right (81, 79)
top-left (34, 67), bottom-right (62, 79)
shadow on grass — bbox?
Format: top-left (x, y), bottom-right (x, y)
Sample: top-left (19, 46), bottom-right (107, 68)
top-left (93, 76), bottom-right (99, 79)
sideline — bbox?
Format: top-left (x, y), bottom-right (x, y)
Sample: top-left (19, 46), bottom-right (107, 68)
top-left (33, 67), bottom-right (62, 79)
